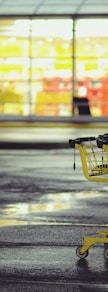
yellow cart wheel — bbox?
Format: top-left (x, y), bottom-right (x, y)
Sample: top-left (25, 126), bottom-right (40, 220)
top-left (104, 248), bottom-right (108, 260)
top-left (76, 246), bottom-right (88, 259)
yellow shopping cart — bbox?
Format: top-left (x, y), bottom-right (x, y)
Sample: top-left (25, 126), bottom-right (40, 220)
top-left (69, 134), bottom-right (108, 260)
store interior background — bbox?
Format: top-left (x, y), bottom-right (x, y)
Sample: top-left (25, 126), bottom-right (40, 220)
top-left (0, 0), bottom-right (108, 123)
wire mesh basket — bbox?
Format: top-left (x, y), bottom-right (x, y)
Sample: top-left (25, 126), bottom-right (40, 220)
top-left (69, 136), bottom-right (108, 183)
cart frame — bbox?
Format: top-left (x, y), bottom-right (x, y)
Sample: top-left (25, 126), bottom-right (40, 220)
top-left (69, 134), bottom-right (108, 260)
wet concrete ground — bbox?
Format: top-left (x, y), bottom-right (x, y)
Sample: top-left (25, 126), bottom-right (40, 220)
top-left (0, 148), bottom-right (108, 291)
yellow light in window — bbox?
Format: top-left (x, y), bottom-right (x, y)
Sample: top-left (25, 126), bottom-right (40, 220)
top-left (2, 40), bottom-right (7, 46)
top-left (47, 38), bottom-right (53, 42)
top-left (4, 81), bottom-right (9, 87)
top-left (62, 43), bottom-right (69, 49)
top-left (85, 45), bottom-right (90, 51)
top-left (9, 37), bottom-right (16, 43)
top-left (37, 40), bottom-right (44, 46)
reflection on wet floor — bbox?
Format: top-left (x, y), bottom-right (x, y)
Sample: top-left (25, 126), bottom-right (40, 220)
top-left (0, 190), bottom-right (101, 226)
top-left (0, 219), bottom-right (28, 226)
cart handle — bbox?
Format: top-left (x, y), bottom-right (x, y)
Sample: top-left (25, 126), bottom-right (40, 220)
top-left (97, 134), bottom-right (108, 148)
top-left (69, 137), bottom-right (96, 148)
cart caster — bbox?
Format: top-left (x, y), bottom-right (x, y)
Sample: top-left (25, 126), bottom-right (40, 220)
top-left (76, 246), bottom-right (88, 259)
top-left (104, 235), bottom-right (108, 249)
top-left (104, 243), bottom-right (108, 249)
top-left (104, 248), bottom-right (108, 260)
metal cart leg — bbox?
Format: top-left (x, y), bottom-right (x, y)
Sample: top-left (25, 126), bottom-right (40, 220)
top-left (76, 230), bottom-right (108, 260)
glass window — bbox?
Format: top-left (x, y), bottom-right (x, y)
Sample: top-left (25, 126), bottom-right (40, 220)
top-left (0, 80), bottom-right (31, 115)
top-left (0, 19), bottom-right (30, 57)
top-left (0, 19), bottom-right (31, 116)
top-left (0, 58), bottom-right (30, 80)
top-left (75, 19), bottom-right (108, 117)
top-left (31, 19), bottom-right (73, 116)
top-left (0, 18), bottom-right (73, 117)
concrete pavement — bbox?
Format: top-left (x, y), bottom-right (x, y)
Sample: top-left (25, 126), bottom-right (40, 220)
top-left (0, 126), bottom-right (108, 290)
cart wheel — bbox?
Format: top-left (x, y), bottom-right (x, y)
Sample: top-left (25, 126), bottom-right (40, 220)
top-left (76, 246), bottom-right (88, 259)
top-left (104, 235), bottom-right (108, 249)
top-left (104, 248), bottom-right (108, 260)
top-left (104, 243), bottom-right (108, 249)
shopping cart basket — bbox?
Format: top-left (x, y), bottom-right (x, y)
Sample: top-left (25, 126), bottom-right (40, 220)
top-left (69, 133), bottom-right (108, 260)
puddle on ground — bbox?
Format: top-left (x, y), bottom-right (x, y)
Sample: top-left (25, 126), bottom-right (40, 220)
top-left (0, 190), bottom-right (101, 226)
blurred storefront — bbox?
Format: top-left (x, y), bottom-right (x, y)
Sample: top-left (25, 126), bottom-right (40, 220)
top-left (0, 17), bottom-right (108, 121)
